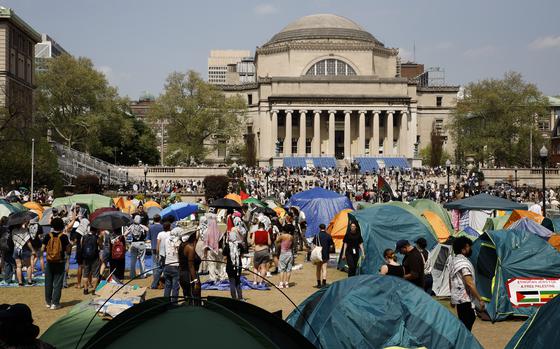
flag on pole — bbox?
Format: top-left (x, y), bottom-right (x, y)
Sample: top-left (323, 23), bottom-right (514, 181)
top-left (377, 175), bottom-right (395, 198)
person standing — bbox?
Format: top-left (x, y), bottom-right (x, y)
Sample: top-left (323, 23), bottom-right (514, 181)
top-left (162, 227), bottom-right (182, 300)
top-left (125, 215), bottom-right (149, 279)
top-left (450, 237), bottom-right (485, 331)
top-left (148, 215), bottom-right (163, 289)
top-left (223, 227), bottom-right (243, 300)
top-left (109, 230), bottom-right (126, 281)
top-left (313, 224), bottom-right (334, 288)
top-left (341, 222), bottom-right (365, 277)
top-left (276, 228), bottom-right (294, 289)
top-left (379, 249), bottom-right (404, 277)
top-left (250, 222), bottom-right (271, 286)
top-left (10, 222), bottom-right (36, 286)
top-left (415, 238), bottom-right (433, 295)
top-left (80, 224), bottom-right (101, 295)
top-left (178, 228), bottom-right (201, 303)
top-left (42, 218), bottom-right (72, 310)
top-left (396, 240), bottom-right (425, 289)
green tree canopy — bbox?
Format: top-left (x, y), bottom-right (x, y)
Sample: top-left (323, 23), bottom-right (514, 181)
top-left (150, 71), bottom-right (247, 165)
top-left (452, 72), bottom-right (549, 167)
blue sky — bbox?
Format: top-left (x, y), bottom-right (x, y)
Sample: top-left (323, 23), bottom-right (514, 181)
top-left (6, 0), bottom-right (560, 99)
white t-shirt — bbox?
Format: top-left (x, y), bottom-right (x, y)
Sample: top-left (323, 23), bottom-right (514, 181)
top-left (157, 230), bottom-right (170, 257)
top-left (450, 255), bottom-right (475, 305)
top-left (164, 235), bottom-right (180, 265)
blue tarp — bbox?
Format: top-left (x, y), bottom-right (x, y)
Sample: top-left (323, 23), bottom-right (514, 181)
top-left (287, 188), bottom-right (353, 238)
top-left (508, 217), bottom-right (553, 240)
top-left (160, 203), bottom-right (198, 221)
top-left (287, 275), bottom-right (483, 349)
top-left (201, 276), bottom-right (269, 291)
top-left (350, 204), bottom-right (438, 274)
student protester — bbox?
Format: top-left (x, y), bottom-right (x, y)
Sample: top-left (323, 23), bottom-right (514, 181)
top-left (155, 222), bottom-right (172, 289)
top-left (179, 227), bottom-right (201, 303)
top-left (250, 222), bottom-right (271, 286)
top-left (341, 222), bottom-right (365, 277)
top-left (42, 218), bottom-right (72, 310)
top-left (163, 227), bottom-right (182, 300)
top-left (80, 222), bottom-right (101, 295)
top-left (109, 230), bottom-right (126, 281)
top-left (396, 239), bottom-right (425, 289)
top-left (313, 224), bottom-right (334, 288)
top-left (125, 215), bottom-right (149, 279)
top-left (10, 221), bottom-right (36, 286)
top-left (416, 238), bottom-right (433, 295)
top-left (276, 227), bottom-right (294, 289)
top-left (379, 249), bottom-right (405, 277)
top-left (0, 217), bottom-right (15, 284)
top-left (0, 303), bottom-right (54, 348)
top-left (148, 214), bottom-right (163, 289)
top-left (223, 226), bottom-right (243, 300)
top-left (450, 237), bottom-right (485, 331)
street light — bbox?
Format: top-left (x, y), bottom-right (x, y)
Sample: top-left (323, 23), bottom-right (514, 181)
top-left (446, 159), bottom-right (452, 202)
top-left (265, 168), bottom-right (270, 197)
top-left (107, 169), bottom-right (111, 187)
top-left (30, 138), bottom-right (35, 202)
top-left (144, 164), bottom-right (149, 196)
top-left (540, 145), bottom-right (548, 217)
top-left (514, 166), bottom-right (518, 189)
top-left (395, 167), bottom-right (400, 201)
top-left (351, 160), bottom-right (360, 196)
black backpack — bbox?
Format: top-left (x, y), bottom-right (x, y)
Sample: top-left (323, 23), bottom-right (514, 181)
top-left (81, 234), bottom-right (99, 261)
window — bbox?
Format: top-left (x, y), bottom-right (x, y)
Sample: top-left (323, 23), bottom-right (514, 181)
top-left (217, 140), bottom-right (226, 157)
top-left (306, 138), bottom-right (312, 154)
top-left (292, 139), bottom-right (297, 154)
top-left (305, 59), bottom-right (356, 76)
top-left (434, 119), bottom-right (444, 134)
top-left (247, 94), bottom-right (252, 105)
top-left (436, 96), bottom-right (443, 107)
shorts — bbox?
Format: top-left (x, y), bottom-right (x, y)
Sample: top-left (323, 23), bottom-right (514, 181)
top-left (279, 252), bottom-right (293, 273)
top-left (253, 249), bottom-right (270, 268)
top-left (82, 258), bottom-right (100, 278)
top-left (13, 248), bottom-right (31, 261)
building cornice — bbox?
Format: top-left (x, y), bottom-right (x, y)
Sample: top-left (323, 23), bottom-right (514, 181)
top-left (417, 86), bottom-right (460, 93)
top-left (268, 95), bottom-right (411, 105)
top-left (258, 76), bottom-right (409, 84)
top-left (256, 42), bottom-right (397, 57)
top-left (218, 83), bottom-right (258, 91)
top-left (0, 8), bottom-right (41, 42)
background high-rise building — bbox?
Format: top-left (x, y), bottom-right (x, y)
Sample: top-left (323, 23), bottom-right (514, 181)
top-left (207, 50), bottom-right (251, 84)
top-left (35, 33), bottom-right (68, 72)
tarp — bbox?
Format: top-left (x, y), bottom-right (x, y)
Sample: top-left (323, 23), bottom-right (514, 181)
top-left (410, 199), bottom-right (453, 233)
top-left (422, 211), bottom-right (451, 242)
top-left (508, 218), bottom-right (553, 240)
top-left (286, 275), bottom-right (483, 349)
top-left (505, 290), bottom-right (560, 349)
top-left (504, 210), bottom-right (544, 229)
top-left (427, 244), bottom-right (453, 297)
top-left (327, 208), bottom-right (353, 250)
top-left (287, 187), bottom-right (353, 238)
top-left (160, 202), bottom-right (199, 221)
top-left (350, 204), bottom-right (438, 274)
top-left (52, 194), bottom-right (113, 212)
top-left (470, 229), bottom-right (560, 321)
top-left (443, 193), bottom-right (527, 211)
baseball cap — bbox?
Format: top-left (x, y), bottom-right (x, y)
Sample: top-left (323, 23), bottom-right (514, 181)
top-left (395, 239), bottom-right (409, 251)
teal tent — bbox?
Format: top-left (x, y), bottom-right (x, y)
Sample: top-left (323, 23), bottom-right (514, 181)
top-left (444, 193), bottom-right (527, 211)
top-left (505, 293), bottom-right (560, 349)
top-left (410, 199), bottom-right (454, 233)
top-left (470, 229), bottom-right (560, 321)
top-left (350, 203), bottom-right (438, 274)
top-left (287, 275), bottom-right (483, 349)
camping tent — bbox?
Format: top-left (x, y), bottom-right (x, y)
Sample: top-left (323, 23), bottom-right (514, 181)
top-left (504, 210), bottom-right (544, 229)
top-left (443, 193), bottom-right (527, 211)
top-left (427, 243), bottom-right (453, 297)
top-left (52, 194), bottom-right (112, 212)
top-left (61, 297), bottom-right (315, 349)
top-left (483, 214), bottom-right (511, 232)
top-left (422, 211), bottom-right (451, 242)
top-left (287, 187), bottom-right (353, 237)
top-left (508, 218), bottom-right (553, 240)
top-left (327, 208), bottom-right (353, 250)
top-left (349, 203), bottom-right (438, 274)
top-left (286, 275), bottom-right (483, 349)
top-left (505, 291), bottom-right (560, 349)
top-left (470, 229), bottom-right (560, 321)
top-left (410, 199), bottom-right (453, 232)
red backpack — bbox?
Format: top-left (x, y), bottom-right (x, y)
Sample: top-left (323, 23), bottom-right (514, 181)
top-left (111, 237), bottom-right (125, 259)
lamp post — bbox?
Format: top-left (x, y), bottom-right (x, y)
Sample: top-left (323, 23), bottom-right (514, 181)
top-left (514, 166), bottom-right (518, 190)
top-left (30, 138), bottom-right (35, 202)
top-left (540, 145), bottom-right (548, 217)
top-left (446, 159), bottom-right (451, 202)
top-left (395, 167), bottom-right (400, 201)
top-left (351, 160), bottom-right (360, 197)
top-left (265, 169), bottom-right (270, 197)
top-left (144, 164), bottom-right (148, 196)
top-left (107, 169), bottom-right (111, 187)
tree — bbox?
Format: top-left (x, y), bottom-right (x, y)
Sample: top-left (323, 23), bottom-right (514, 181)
top-left (150, 71), bottom-right (247, 165)
top-left (203, 175), bottom-right (230, 202)
top-left (451, 72), bottom-right (549, 167)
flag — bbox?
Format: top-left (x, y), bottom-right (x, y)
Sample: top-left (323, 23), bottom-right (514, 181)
top-left (377, 175), bottom-right (394, 196)
top-left (516, 291), bottom-right (539, 303)
top-left (239, 190), bottom-right (250, 201)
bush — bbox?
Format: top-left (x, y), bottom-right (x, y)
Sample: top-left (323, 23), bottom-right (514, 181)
top-left (203, 175), bottom-right (230, 202)
top-left (74, 175), bottom-right (101, 194)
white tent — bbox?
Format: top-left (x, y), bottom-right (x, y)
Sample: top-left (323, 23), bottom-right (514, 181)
top-left (427, 243), bottom-right (453, 297)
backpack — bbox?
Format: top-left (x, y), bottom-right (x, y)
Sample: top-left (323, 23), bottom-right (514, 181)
top-left (82, 234), bottom-right (99, 261)
top-left (46, 233), bottom-right (63, 263)
top-left (111, 237), bottom-right (125, 260)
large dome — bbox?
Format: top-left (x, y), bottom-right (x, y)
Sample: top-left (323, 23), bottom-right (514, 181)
top-left (264, 14), bottom-right (383, 47)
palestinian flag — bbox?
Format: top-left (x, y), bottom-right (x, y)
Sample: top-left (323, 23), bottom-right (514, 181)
top-left (516, 291), bottom-right (539, 303)
top-left (239, 190), bottom-right (250, 201)
top-left (377, 175), bottom-right (394, 195)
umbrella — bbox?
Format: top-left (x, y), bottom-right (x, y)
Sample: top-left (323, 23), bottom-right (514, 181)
top-left (91, 211), bottom-right (131, 231)
top-left (7, 211), bottom-right (37, 226)
top-left (224, 193), bottom-right (242, 206)
top-left (209, 198), bottom-right (242, 209)
top-left (23, 202), bottom-right (44, 212)
top-left (147, 206), bottom-right (162, 219)
top-left (143, 200), bottom-right (161, 209)
top-left (90, 207), bottom-right (119, 223)
top-left (160, 203), bottom-right (199, 220)
top-left (253, 206), bottom-right (277, 217)
top-left (7, 190), bottom-right (22, 197)
top-left (242, 197), bottom-right (266, 208)
top-left (264, 199), bottom-right (281, 209)
top-left (0, 200), bottom-right (21, 219)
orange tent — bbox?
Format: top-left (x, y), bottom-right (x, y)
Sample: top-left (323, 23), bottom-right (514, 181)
top-left (548, 234), bottom-right (560, 252)
top-left (273, 207), bottom-right (286, 218)
top-left (144, 200), bottom-right (161, 209)
top-left (327, 209), bottom-right (353, 250)
top-left (504, 210), bottom-right (544, 229)
top-left (225, 193), bottom-right (242, 206)
top-left (23, 202), bottom-right (44, 212)
top-left (422, 210), bottom-right (451, 243)
top-left (113, 197), bottom-right (136, 214)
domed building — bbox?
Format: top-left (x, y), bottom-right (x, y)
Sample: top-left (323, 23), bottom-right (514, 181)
top-left (221, 14), bottom-right (459, 168)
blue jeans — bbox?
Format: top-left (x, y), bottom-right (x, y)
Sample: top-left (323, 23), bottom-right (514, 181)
top-left (150, 252), bottom-right (162, 289)
top-left (163, 265), bottom-right (179, 300)
top-left (129, 242), bottom-right (146, 279)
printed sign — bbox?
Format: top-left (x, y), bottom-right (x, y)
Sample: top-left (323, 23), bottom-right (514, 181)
top-left (506, 277), bottom-right (560, 308)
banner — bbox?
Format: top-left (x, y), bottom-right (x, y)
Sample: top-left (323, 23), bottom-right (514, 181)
top-left (506, 277), bottom-right (560, 308)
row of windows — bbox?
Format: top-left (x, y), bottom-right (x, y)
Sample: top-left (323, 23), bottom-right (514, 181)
top-left (10, 28), bottom-right (34, 58)
top-left (305, 59), bottom-right (356, 76)
top-left (9, 49), bottom-right (33, 84)
top-left (208, 66), bottom-right (228, 71)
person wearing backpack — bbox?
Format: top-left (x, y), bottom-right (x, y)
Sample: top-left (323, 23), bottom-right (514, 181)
top-left (41, 218), bottom-right (71, 310)
top-left (79, 221), bottom-right (101, 295)
top-left (124, 215), bottom-right (148, 280)
top-left (109, 230), bottom-right (126, 281)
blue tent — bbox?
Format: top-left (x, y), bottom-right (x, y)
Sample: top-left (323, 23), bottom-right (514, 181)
top-left (287, 188), bottom-right (353, 237)
top-left (508, 217), bottom-right (553, 240)
top-left (160, 203), bottom-right (199, 221)
top-left (287, 275), bottom-right (483, 349)
top-left (350, 203), bottom-right (438, 274)
top-left (470, 229), bottom-right (560, 321)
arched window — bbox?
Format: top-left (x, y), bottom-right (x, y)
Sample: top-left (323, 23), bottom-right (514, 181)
top-left (305, 59), bottom-right (357, 76)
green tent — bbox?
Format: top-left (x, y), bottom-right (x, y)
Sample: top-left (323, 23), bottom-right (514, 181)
top-left (354, 201), bottom-right (375, 210)
top-left (52, 194), bottom-right (113, 212)
top-left (242, 197), bottom-right (266, 208)
top-left (350, 203), bottom-right (438, 274)
top-left (482, 214), bottom-right (511, 232)
top-left (410, 199), bottom-right (454, 233)
top-left (73, 297), bottom-right (314, 349)
top-left (443, 193), bottom-right (527, 211)
top-left (40, 301), bottom-right (105, 349)
top-left (505, 292), bottom-right (560, 349)
top-left (470, 229), bottom-right (560, 321)
top-left (287, 275), bottom-right (483, 349)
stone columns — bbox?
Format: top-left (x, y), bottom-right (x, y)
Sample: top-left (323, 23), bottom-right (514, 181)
top-left (344, 110), bottom-right (351, 159)
top-left (385, 111), bottom-right (394, 155)
top-left (372, 110), bottom-right (379, 156)
top-left (400, 111), bottom-right (408, 157)
top-left (411, 107), bottom-right (418, 157)
top-left (271, 110), bottom-right (278, 156)
top-left (328, 110), bottom-right (336, 156)
top-left (358, 110), bottom-right (366, 155)
top-left (284, 110), bottom-right (293, 156)
top-left (298, 110), bottom-right (307, 155)
top-left (313, 110), bottom-right (321, 155)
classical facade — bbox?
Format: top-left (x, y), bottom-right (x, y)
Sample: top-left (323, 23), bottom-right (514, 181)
top-left (221, 14), bottom-right (459, 166)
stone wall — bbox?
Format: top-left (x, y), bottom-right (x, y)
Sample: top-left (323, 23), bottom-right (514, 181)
top-left (482, 168), bottom-right (560, 187)
top-left (125, 166), bottom-right (228, 182)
